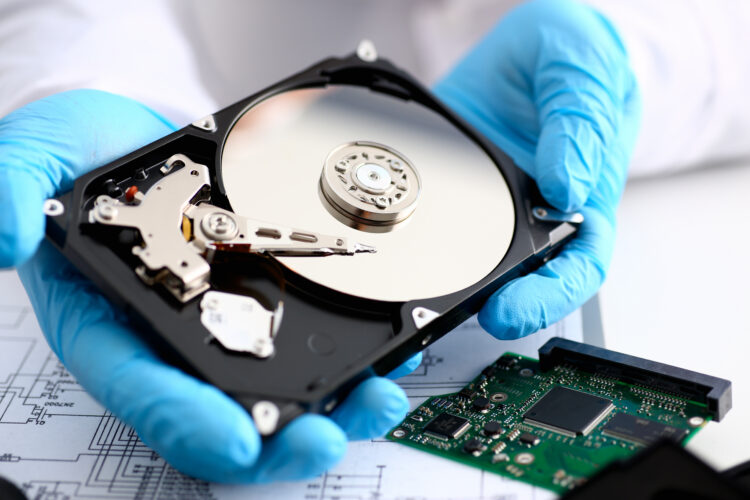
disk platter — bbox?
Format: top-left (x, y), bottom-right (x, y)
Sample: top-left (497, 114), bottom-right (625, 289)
top-left (222, 86), bottom-right (515, 301)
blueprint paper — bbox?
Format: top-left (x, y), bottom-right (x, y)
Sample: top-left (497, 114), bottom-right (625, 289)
top-left (0, 269), bottom-right (581, 499)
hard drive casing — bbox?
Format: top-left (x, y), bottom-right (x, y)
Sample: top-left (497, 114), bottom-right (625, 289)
top-left (44, 51), bottom-right (579, 433)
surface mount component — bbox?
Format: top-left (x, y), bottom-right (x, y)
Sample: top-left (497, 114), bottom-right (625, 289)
top-left (389, 337), bottom-right (731, 495)
top-left (524, 386), bottom-right (614, 437)
top-left (424, 413), bottom-right (472, 441)
top-left (43, 42), bottom-right (580, 436)
top-left (601, 413), bottom-right (689, 446)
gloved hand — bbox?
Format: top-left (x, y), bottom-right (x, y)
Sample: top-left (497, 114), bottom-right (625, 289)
top-left (0, 89), bottom-right (420, 482)
top-left (434, 0), bottom-right (641, 339)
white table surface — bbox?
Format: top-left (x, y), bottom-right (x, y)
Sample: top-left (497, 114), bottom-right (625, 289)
top-left (600, 158), bottom-right (750, 470)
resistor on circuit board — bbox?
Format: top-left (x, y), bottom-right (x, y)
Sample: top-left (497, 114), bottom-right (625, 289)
top-left (491, 441), bottom-right (507, 454)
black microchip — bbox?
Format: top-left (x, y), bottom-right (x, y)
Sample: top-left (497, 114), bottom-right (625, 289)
top-left (497, 356), bottom-right (517, 369)
top-left (524, 386), bottom-right (614, 437)
top-left (472, 396), bottom-right (491, 412)
top-left (459, 388), bottom-right (477, 400)
top-left (519, 432), bottom-right (540, 446)
top-left (602, 413), bottom-right (689, 446)
top-left (463, 438), bottom-right (485, 455)
top-left (423, 413), bottom-right (471, 441)
top-left (483, 421), bottom-right (503, 437)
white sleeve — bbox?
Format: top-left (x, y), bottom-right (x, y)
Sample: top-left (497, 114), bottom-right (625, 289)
top-left (581, 0), bottom-right (750, 177)
top-left (0, 0), bottom-right (216, 125)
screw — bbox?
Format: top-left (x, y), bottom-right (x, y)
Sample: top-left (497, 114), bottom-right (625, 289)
top-left (97, 204), bottom-right (118, 221)
top-left (207, 213), bottom-right (234, 234)
top-left (203, 212), bottom-right (238, 240)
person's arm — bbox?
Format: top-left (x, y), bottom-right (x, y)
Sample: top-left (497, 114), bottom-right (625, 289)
top-left (414, 0), bottom-right (750, 177)
top-left (0, 0), bottom-right (215, 123)
top-left (581, 0), bottom-right (750, 176)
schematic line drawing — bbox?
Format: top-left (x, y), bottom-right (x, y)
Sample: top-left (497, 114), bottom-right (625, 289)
top-left (0, 270), bottom-right (571, 500)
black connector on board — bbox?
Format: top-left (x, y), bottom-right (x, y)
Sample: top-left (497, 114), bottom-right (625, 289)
top-left (537, 338), bottom-right (732, 422)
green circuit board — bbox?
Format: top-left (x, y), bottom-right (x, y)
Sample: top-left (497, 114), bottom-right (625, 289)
top-left (388, 351), bottom-right (712, 494)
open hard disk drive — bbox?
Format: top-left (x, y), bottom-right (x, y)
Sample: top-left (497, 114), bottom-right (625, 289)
top-left (43, 42), bottom-right (581, 435)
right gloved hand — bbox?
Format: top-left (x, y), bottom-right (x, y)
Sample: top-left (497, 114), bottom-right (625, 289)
top-left (434, 0), bottom-right (641, 340)
top-left (0, 89), bottom-right (420, 482)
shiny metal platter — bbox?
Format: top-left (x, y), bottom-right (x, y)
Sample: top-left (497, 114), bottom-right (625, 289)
top-left (221, 86), bottom-right (515, 302)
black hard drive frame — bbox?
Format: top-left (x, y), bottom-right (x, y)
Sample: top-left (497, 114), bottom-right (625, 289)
top-left (44, 51), bottom-right (579, 433)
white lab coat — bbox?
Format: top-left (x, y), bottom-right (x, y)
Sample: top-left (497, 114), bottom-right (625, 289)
top-left (0, 0), bottom-right (748, 177)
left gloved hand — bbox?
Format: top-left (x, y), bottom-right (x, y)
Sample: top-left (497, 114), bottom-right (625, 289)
top-left (0, 89), bottom-right (419, 483)
top-left (434, 0), bottom-right (641, 339)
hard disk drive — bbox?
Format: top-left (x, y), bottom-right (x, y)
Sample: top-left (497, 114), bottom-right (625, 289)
top-left (44, 43), bottom-right (581, 435)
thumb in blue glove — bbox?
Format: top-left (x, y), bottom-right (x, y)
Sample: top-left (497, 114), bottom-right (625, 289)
top-left (435, 0), bottom-right (641, 339)
top-left (1, 89), bottom-right (418, 482)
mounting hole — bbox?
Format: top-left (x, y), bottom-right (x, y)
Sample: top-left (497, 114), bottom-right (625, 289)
top-left (490, 392), bottom-right (508, 403)
top-left (688, 416), bottom-right (705, 427)
top-left (43, 199), bottom-right (65, 217)
top-left (392, 428), bottom-right (407, 438)
top-left (190, 170), bottom-right (199, 176)
top-left (515, 452), bottom-right (535, 465)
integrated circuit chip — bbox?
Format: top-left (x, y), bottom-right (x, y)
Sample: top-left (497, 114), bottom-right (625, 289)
top-left (524, 386), bottom-right (613, 437)
top-left (423, 413), bottom-right (471, 441)
top-left (602, 413), bottom-right (689, 446)
top-left (458, 388), bottom-right (477, 400)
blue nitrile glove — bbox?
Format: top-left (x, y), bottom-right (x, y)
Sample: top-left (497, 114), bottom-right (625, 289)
top-left (0, 89), bottom-right (420, 482)
top-left (434, 0), bottom-right (641, 339)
